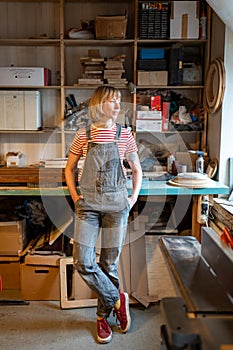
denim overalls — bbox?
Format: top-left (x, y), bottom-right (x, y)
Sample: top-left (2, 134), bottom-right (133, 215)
top-left (73, 124), bottom-right (130, 317)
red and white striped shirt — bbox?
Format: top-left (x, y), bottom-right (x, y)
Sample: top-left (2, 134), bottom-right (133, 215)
top-left (69, 124), bottom-right (137, 175)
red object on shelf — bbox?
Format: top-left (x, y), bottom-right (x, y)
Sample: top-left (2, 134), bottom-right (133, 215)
top-left (221, 226), bottom-right (233, 249)
top-left (150, 95), bottom-right (161, 111)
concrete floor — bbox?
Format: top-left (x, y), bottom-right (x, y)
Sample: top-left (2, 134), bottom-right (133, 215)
top-left (0, 236), bottom-right (177, 349)
top-left (0, 296), bottom-right (164, 350)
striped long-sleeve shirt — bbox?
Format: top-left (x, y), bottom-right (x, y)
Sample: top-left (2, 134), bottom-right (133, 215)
top-left (69, 123), bottom-right (137, 176)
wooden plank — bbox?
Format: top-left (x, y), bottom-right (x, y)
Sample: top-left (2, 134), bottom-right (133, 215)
top-left (0, 167), bottom-right (78, 184)
top-left (131, 291), bottom-right (158, 308)
top-left (192, 195), bottom-right (201, 241)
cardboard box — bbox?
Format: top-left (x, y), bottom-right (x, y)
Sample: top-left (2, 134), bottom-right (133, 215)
top-left (0, 90), bottom-right (41, 130)
top-left (95, 16), bottom-right (127, 39)
top-left (137, 71), bottom-right (168, 86)
top-left (170, 1), bottom-right (199, 39)
top-left (0, 67), bottom-right (51, 86)
top-left (136, 119), bottom-right (162, 132)
top-left (0, 221), bottom-right (25, 256)
top-left (20, 254), bottom-right (61, 300)
top-left (0, 257), bottom-right (20, 289)
top-left (137, 110), bottom-right (162, 120)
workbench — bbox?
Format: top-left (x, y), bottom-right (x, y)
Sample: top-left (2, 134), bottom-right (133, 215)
top-left (0, 177), bottom-right (228, 196)
top-left (0, 177), bottom-right (229, 240)
top-left (0, 174), bottom-right (229, 307)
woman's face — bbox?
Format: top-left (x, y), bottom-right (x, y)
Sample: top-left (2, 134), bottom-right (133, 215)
top-left (102, 95), bottom-right (121, 121)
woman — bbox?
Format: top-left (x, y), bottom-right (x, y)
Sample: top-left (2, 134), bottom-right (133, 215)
top-left (65, 85), bottom-right (142, 344)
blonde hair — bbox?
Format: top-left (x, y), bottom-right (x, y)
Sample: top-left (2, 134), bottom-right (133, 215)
top-left (88, 85), bottom-right (121, 123)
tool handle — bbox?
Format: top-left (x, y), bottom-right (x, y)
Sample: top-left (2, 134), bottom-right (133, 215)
top-left (65, 96), bottom-right (75, 108)
top-left (69, 94), bottom-right (78, 107)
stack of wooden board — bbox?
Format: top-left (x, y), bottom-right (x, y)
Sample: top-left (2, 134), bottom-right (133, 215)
top-left (104, 54), bottom-right (128, 86)
top-left (209, 197), bottom-right (233, 248)
top-left (78, 53), bottom-right (104, 85)
top-left (0, 167), bottom-right (78, 186)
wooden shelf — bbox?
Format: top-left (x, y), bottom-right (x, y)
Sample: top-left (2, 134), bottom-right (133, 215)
top-left (0, 39), bottom-right (60, 46)
top-left (0, 85), bottom-right (60, 89)
top-left (0, 0), bottom-right (210, 162)
top-left (64, 85), bottom-right (129, 90)
top-left (64, 39), bottom-right (135, 47)
top-left (137, 39), bottom-right (208, 45)
top-left (136, 85), bottom-right (204, 89)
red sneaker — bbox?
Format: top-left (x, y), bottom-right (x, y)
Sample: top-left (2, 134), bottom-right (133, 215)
top-left (97, 318), bottom-right (112, 344)
top-left (114, 292), bottom-right (131, 333)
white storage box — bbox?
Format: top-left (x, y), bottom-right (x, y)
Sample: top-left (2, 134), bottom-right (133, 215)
top-left (136, 119), bottom-right (162, 132)
top-left (137, 110), bottom-right (162, 120)
top-left (43, 158), bottom-right (68, 168)
top-left (170, 1), bottom-right (199, 39)
top-left (0, 90), bottom-right (41, 130)
top-left (0, 67), bottom-right (51, 86)
top-left (6, 152), bottom-right (26, 167)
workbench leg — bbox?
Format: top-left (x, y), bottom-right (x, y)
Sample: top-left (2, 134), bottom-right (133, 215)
top-left (192, 196), bottom-right (201, 241)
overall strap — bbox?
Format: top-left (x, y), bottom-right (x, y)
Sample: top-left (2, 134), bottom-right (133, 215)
top-left (85, 125), bottom-right (92, 141)
top-left (115, 123), bottom-right (122, 140)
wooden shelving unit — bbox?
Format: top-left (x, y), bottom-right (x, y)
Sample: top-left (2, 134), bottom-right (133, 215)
top-left (0, 0), bottom-right (210, 164)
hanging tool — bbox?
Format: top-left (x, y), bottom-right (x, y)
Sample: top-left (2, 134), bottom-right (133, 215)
top-left (69, 94), bottom-right (78, 108)
top-left (221, 226), bottom-right (233, 249)
top-left (65, 94), bottom-right (79, 120)
top-left (65, 94), bottom-right (78, 111)
top-left (216, 221), bottom-right (233, 249)
top-left (65, 96), bottom-right (74, 109)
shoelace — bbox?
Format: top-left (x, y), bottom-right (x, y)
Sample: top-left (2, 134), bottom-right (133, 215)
top-left (98, 318), bottom-right (109, 332)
